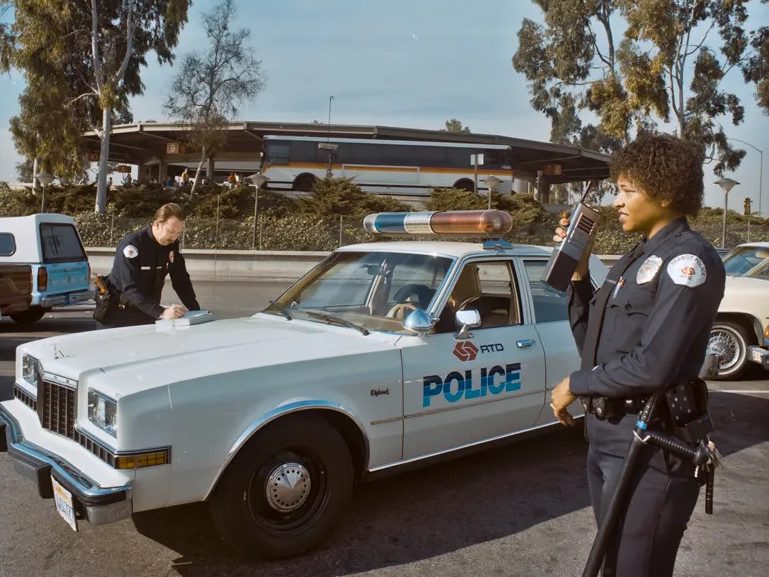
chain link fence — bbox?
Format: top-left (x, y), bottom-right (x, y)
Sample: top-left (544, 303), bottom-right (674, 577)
top-left (73, 211), bottom-right (769, 253)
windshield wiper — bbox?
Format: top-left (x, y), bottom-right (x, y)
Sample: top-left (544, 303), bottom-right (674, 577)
top-left (304, 310), bottom-right (370, 335)
top-left (266, 301), bottom-right (292, 320)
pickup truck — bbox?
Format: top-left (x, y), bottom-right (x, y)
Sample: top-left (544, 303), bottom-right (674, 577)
top-left (0, 213), bottom-right (93, 324)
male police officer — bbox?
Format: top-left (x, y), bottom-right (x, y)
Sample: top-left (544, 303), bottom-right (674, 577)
top-left (550, 134), bottom-right (725, 577)
top-left (97, 203), bottom-right (200, 327)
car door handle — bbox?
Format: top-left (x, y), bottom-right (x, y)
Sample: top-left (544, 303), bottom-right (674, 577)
top-left (516, 339), bottom-right (536, 348)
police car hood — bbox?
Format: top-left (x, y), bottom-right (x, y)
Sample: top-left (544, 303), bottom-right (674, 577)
top-left (19, 314), bottom-right (399, 396)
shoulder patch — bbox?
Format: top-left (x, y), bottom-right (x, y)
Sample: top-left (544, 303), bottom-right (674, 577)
top-left (666, 254), bottom-right (706, 287)
top-left (636, 255), bottom-right (663, 285)
top-left (123, 244), bottom-right (139, 259)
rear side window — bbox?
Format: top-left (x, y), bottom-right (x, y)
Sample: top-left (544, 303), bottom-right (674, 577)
top-left (522, 259), bottom-right (569, 323)
top-left (39, 224), bottom-right (87, 262)
top-left (0, 233), bottom-right (15, 256)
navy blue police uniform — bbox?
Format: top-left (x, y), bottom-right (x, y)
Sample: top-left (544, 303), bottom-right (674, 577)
top-left (568, 217), bottom-right (725, 577)
top-left (101, 226), bottom-right (199, 327)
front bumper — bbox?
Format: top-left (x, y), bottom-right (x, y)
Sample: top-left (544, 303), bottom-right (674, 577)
top-left (0, 404), bottom-right (132, 525)
top-left (748, 345), bottom-right (769, 370)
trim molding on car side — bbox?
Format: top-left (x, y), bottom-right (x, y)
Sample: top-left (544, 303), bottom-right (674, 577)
top-left (205, 400), bottom-right (371, 500)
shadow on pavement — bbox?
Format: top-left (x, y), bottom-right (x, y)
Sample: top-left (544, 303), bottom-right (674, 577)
top-left (132, 391), bottom-right (768, 577)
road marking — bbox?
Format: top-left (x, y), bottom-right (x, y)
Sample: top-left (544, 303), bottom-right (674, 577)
top-left (715, 390), bottom-right (769, 394)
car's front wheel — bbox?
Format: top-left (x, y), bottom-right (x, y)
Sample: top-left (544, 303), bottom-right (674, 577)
top-left (210, 415), bottom-right (354, 559)
top-left (708, 320), bottom-right (753, 380)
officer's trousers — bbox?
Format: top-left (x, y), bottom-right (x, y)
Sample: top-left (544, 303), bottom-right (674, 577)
top-left (587, 443), bottom-right (700, 577)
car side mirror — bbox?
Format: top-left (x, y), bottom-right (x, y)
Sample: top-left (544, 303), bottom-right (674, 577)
top-left (455, 309), bottom-right (481, 339)
top-left (403, 308), bottom-right (434, 335)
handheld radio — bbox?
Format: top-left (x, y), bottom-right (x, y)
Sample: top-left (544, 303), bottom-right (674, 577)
top-left (543, 189), bottom-right (600, 291)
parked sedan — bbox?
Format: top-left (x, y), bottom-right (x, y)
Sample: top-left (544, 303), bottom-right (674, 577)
top-left (709, 257), bottom-right (769, 380)
top-left (0, 211), bottom-right (606, 559)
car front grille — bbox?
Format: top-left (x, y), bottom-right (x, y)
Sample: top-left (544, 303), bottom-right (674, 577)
top-left (15, 379), bottom-right (119, 468)
top-left (37, 379), bottom-right (76, 438)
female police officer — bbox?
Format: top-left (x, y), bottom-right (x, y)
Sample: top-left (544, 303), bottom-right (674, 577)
top-left (550, 134), bottom-right (725, 577)
top-left (97, 203), bottom-right (200, 327)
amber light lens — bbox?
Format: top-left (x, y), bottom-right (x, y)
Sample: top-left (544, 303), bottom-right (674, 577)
top-left (37, 266), bottom-right (48, 291)
top-left (430, 210), bottom-right (513, 235)
top-left (114, 449), bottom-right (171, 470)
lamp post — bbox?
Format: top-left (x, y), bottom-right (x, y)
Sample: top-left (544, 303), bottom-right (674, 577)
top-left (247, 173), bottom-right (269, 250)
top-left (484, 175), bottom-right (502, 210)
top-left (35, 172), bottom-right (53, 213)
top-left (714, 177), bottom-right (739, 249)
top-left (327, 96), bottom-right (334, 141)
top-left (728, 138), bottom-right (764, 218)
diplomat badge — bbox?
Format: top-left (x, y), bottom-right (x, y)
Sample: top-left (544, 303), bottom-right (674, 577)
top-left (667, 254), bottom-right (707, 287)
top-left (636, 255), bottom-right (662, 284)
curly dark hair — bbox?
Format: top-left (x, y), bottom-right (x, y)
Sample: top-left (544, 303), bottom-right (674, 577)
top-left (609, 133), bottom-right (704, 216)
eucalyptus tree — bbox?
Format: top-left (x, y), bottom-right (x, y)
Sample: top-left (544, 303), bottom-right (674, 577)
top-left (165, 0), bottom-right (265, 195)
top-left (512, 0), bottom-right (766, 174)
top-left (4, 0), bottom-right (190, 212)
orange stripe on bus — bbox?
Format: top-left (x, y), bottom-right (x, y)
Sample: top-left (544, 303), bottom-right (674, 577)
top-left (274, 162), bottom-right (512, 176)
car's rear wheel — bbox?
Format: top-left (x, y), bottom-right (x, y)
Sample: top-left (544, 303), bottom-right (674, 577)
top-left (708, 320), bottom-right (753, 380)
top-left (210, 415), bottom-right (354, 559)
top-left (9, 306), bottom-right (47, 325)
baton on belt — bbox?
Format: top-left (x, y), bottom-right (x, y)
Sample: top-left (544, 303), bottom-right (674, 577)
top-left (581, 394), bottom-right (715, 577)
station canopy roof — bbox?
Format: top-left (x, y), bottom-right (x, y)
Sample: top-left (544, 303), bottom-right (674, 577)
top-left (82, 121), bottom-right (610, 184)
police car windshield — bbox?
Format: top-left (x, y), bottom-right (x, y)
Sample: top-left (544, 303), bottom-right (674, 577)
top-left (264, 251), bottom-right (453, 333)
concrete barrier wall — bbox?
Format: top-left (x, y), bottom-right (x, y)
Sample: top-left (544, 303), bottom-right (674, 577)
top-left (88, 247), bottom-right (621, 282)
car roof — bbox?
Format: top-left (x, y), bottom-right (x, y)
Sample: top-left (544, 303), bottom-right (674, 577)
top-left (336, 240), bottom-right (553, 259)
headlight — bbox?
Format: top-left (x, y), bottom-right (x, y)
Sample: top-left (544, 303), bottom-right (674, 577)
top-left (22, 355), bottom-right (41, 389)
top-left (88, 389), bottom-right (118, 437)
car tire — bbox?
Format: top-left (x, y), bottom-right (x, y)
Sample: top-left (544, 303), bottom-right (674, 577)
top-left (9, 306), bottom-right (47, 325)
top-left (209, 415), bottom-right (354, 559)
top-left (708, 320), bottom-right (754, 380)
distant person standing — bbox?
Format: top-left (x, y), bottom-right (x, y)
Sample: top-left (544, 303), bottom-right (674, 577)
top-left (227, 172), bottom-right (237, 188)
top-left (181, 168), bottom-right (190, 187)
top-left (96, 203), bottom-right (200, 327)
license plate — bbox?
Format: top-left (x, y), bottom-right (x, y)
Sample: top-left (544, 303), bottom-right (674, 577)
top-left (52, 476), bottom-right (78, 532)
top-left (751, 349), bottom-right (764, 363)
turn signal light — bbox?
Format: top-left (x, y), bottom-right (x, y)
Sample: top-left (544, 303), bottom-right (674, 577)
top-left (363, 210), bottom-right (513, 236)
top-left (37, 266), bottom-right (48, 291)
top-left (114, 449), bottom-right (171, 470)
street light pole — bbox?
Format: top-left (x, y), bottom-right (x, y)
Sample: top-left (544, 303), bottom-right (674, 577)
top-left (327, 96), bottom-right (334, 141)
top-left (247, 173), bottom-right (269, 250)
top-left (484, 176), bottom-right (502, 211)
top-left (728, 137), bottom-right (764, 218)
top-left (35, 172), bottom-right (54, 213)
top-left (715, 177), bottom-right (740, 249)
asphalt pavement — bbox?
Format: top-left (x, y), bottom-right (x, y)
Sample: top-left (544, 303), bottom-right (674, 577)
top-left (0, 280), bottom-right (767, 577)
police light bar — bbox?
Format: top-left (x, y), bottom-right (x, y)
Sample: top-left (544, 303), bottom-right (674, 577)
top-left (363, 210), bottom-right (513, 236)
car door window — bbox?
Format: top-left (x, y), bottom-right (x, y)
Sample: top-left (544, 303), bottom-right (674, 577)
top-left (435, 260), bottom-right (520, 332)
top-left (523, 259), bottom-right (569, 323)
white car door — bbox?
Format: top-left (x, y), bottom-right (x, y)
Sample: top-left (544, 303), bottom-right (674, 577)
top-left (400, 258), bottom-right (547, 461)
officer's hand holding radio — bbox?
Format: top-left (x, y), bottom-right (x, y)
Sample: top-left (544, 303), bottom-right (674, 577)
top-left (553, 212), bottom-right (594, 282)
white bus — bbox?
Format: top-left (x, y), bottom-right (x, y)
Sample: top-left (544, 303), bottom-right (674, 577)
top-left (259, 136), bottom-right (517, 197)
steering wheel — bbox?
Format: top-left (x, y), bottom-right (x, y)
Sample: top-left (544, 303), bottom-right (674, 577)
top-left (386, 284), bottom-right (433, 318)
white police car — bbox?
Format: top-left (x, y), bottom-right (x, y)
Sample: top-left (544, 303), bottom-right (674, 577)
top-left (0, 210), bottom-right (606, 558)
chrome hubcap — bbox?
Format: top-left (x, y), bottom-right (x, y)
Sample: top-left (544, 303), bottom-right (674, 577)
top-left (265, 462), bottom-right (311, 512)
top-left (708, 330), bottom-right (740, 371)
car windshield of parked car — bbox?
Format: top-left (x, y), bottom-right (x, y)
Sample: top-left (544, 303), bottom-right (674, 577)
top-left (263, 251), bottom-right (453, 333)
top-left (744, 258), bottom-right (769, 280)
top-left (723, 246), bottom-right (769, 276)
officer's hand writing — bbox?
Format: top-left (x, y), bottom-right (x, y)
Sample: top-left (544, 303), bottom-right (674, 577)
top-left (159, 304), bottom-right (185, 320)
top-left (551, 376), bottom-right (576, 426)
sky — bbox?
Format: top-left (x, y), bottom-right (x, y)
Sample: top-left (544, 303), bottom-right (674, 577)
top-left (1, 0), bottom-right (768, 215)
